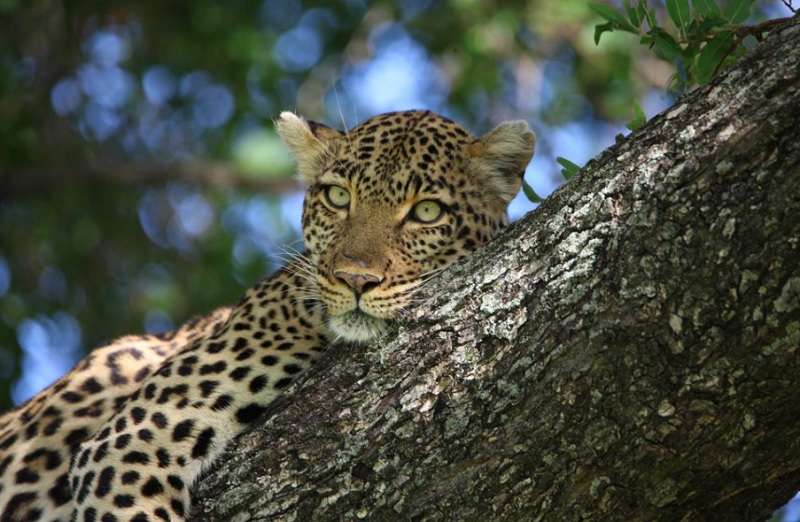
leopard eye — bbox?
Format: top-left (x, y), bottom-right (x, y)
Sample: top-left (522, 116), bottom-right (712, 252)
top-left (410, 200), bottom-right (443, 223)
top-left (324, 185), bottom-right (350, 209)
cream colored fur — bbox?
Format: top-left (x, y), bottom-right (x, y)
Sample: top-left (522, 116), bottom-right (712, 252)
top-left (275, 111), bottom-right (340, 183)
top-left (470, 120), bottom-right (536, 204)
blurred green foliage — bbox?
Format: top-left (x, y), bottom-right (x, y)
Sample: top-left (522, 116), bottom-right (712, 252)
top-left (0, 0), bottom-right (792, 411)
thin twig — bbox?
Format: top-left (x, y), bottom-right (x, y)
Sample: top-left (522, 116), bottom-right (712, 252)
top-left (711, 16), bottom-right (795, 80)
top-left (733, 15), bottom-right (795, 42)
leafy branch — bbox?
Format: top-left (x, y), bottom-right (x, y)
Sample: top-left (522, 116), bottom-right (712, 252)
top-left (590, 0), bottom-right (794, 90)
top-left (523, 1), bottom-right (794, 205)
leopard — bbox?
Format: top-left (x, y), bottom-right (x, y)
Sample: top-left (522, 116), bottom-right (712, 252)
top-left (0, 109), bottom-right (535, 521)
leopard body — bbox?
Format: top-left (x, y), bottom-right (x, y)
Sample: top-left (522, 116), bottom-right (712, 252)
top-left (0, 110), bottom-right (535, 521)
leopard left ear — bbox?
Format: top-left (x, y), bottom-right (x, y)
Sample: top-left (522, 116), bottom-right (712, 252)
top-left (275, 111), bottom-right (342, 183)
top-left (469, 120), bottom-right (536, 205)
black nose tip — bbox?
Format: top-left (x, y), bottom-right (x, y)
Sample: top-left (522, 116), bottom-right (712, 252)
top-left (334, 271), bottom-right (382, 295)
top-left (360, 280), bottom-right (380, 295)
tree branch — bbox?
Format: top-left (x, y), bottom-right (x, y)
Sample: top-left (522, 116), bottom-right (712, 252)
top-left (192, 17), bottom-right (800, 521)
top-left (0, 161), bottom-right (301, 196)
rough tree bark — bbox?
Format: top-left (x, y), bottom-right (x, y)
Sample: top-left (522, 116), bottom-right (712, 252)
top-left (192, 17), bottom-right (800, 522)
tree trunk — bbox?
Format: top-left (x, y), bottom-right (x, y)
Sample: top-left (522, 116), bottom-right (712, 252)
top-left (192, 17), bottom-right (800, 522)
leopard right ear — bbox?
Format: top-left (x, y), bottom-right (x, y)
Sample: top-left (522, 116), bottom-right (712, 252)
top-left (275, 112), bottom-right (342, 183)
top-left (468, 120), bottom-right (536, 206)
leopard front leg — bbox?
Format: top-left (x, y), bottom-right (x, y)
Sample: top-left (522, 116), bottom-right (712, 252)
top-left (68, 282), bottom-right (328, 521)
top-left (68, 415), bottom-right (205, 522)
top-left (68, 406), bottom-right (210, 522)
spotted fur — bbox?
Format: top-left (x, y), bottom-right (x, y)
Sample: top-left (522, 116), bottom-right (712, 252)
top-left (0, 110), bottom-right (534, 521)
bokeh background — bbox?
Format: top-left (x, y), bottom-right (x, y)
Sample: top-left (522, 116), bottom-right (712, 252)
top-left (0, 0), bottom-right (797, 517)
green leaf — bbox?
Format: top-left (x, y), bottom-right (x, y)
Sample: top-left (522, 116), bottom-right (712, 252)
top-left (556, 157), bottom-right (581, 180)
top-left (695, 30), bottom-right (734, 84)
top-left (651, 29), bottom-right (684, 62)
top-left (590, 1), bottom-right (640, 45)
top-left (723, 0), bottom-right (753, 23)
top-left (626, 103), bottom-right (647, 131)
top-left (636, 1), bottom-right (657, 29)
top-left (683, 41), bottom-right (700, 60)
top-left (666, 0), bottom-right (691, 35)
top-left (521, 179), bottom-right (543, 203)
top-left (636, 2), bottom-right (650, 27)
top-left (589, 2), bottom-right (633, 28)
top-left (594, 22), bottom-right (615, 45)
top-left (691, 0), bottom-right (721, 17)
top-left (623, 0), bottom-right (641, 28)
top-left (696, 15), bottom-right (727, 33)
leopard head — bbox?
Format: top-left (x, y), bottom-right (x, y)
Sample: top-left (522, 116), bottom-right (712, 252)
top-left (276, 110), bottom-right (535, 342)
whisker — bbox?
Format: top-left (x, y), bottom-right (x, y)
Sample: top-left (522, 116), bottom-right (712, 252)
top-left (290, 292), bottom-right (323, 301)
top-left (331, 81), bottom-right (356, 158)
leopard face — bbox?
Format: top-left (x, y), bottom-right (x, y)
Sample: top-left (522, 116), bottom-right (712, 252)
top-left (277, 110), bottom-right (535, 342)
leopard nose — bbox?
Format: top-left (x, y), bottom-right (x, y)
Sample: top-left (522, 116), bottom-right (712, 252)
top-left (334, 271), bottom-right (383, 295)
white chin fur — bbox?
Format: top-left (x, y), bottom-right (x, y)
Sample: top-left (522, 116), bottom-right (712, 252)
top-left (328, 311), bottom-right (388, 342)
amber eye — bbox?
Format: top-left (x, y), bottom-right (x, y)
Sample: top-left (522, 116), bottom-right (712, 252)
top-left (410, 200), bottom-right (443, 223)
top-left (324, 185), bottom-right (351, 209)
